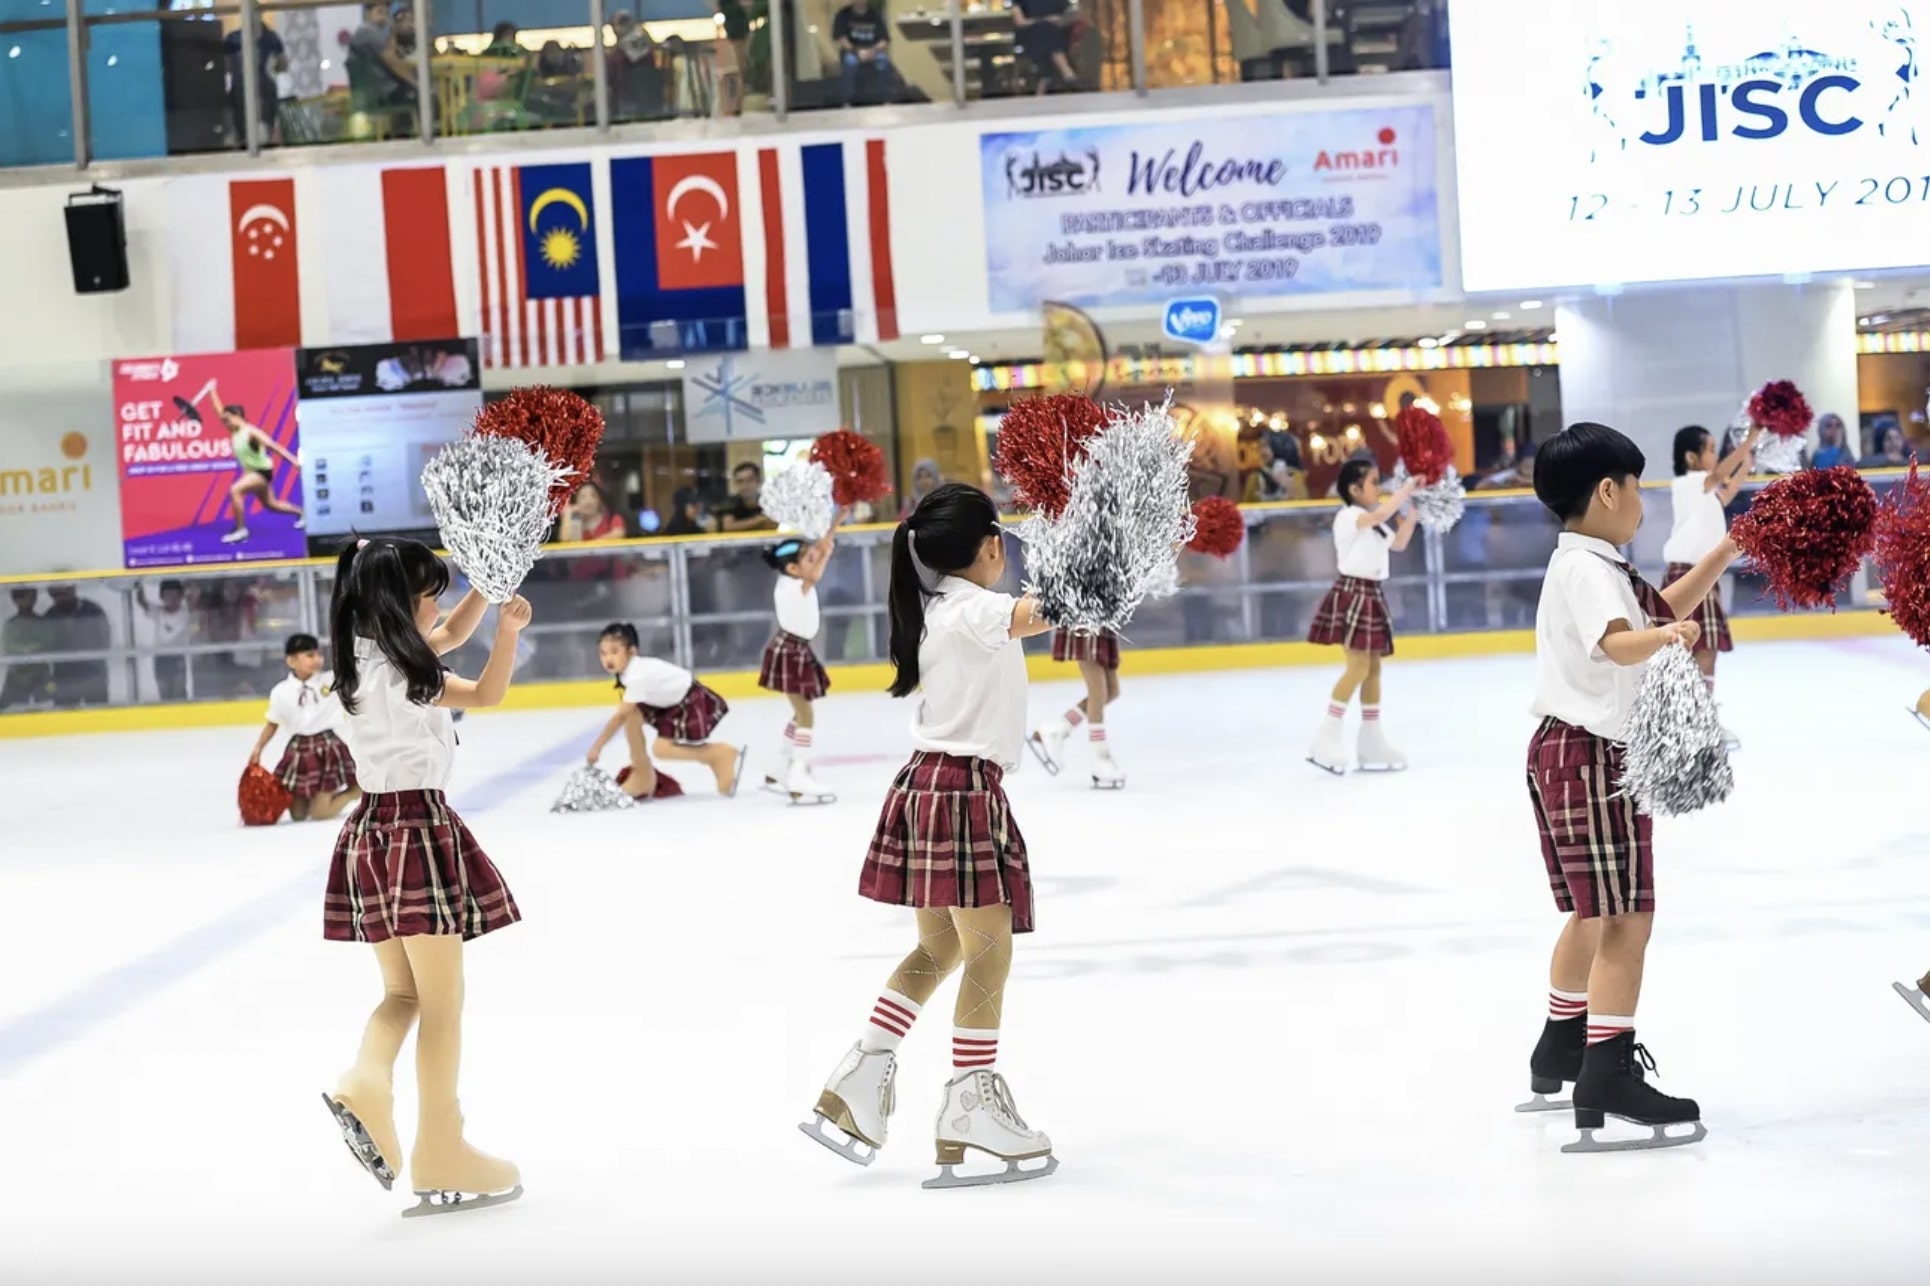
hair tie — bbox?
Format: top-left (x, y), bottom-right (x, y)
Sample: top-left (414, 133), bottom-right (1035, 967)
top-left (356, 538), bottom-right (369, 551)
top-left (906, 529), bottom-right (940, 592)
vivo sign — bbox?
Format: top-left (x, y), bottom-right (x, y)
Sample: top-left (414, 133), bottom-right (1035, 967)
top-left (1161, 298), bottom-right (1222, 345)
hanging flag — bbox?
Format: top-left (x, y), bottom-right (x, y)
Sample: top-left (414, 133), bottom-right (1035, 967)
top-left (611, 151), bottom-right (748, 358)
top-left (755, 138), bottom-right (898, 349)
top-left (315, 165), bottom-right (461, 345)
top-left (168, 175), bottom-right (304, 353)
top-left (473, 161), bottom-right (605, 369)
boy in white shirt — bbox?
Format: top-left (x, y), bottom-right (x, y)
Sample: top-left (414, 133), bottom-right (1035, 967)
top-left (249, 633), bottom-right (360, 821)
top-left (1521, 422), bottom-right (1736, 1152)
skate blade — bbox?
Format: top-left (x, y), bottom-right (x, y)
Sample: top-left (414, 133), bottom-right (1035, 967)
top-left (1911, 708), bottom-right (1930, 735)
top-left (787, 793), bottom-right (837, 806)
top-left (1513, 1091), bottom-right (1571, 1113)
top-left (1025, 735), bottom-right (1062, 776)
top-left (1089, 778), bottom-right (1125, 791)
top-left (1305, 756), bottom-right (1346, 777)
top-left (726, 747), bottom-right (749, 798)
top-left (797, 1114), bottom-right (878, 1167)
top-left (1561, 1121), bottom-right (1707, 1153)
top-left (1355, 763), bottom-right (1407, 774)
top-left (1891, 980), bottom-right (1930, 1025)
top-left (922, 1153), bottom-right (1058, 1190)
top-left (322, 1092), bottom-right (395, 1190)
top-left (402, 1184), bottom-right (524, 1218)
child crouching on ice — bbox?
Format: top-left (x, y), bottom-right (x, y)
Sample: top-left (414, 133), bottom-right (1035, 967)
top-left (587, 622), bottom-right (745, 799)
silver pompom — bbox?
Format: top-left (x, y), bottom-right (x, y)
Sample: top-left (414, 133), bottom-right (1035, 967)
top-left (550, 765), bottom-right (636, 813)
top-left (1618, 641), bottom-right (1734, 817)
top-left (421, 435), bottom-right (571, 603)
top-left (1753, 433), bottom-right (1805, 475)
top-left (1019, 396), bottom-right (1195, 634)
top-left (760, 459), bottom-right (838, 540)
top-left (1392, 462), bottom-right (1466, 533)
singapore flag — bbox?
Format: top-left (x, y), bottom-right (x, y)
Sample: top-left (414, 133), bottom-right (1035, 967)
top-left (168, 176), bottom-right (303, 354)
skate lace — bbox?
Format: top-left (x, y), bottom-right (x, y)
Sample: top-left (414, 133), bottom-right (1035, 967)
top-left (1630, 1042), bottom-right (1658, 1082)
top-left (985, 1072), bottom-right (1031, 1132)
top-left (879, 1057), bottom-right (897, 1119)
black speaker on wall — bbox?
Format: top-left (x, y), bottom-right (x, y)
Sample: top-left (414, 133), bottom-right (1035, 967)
top-left (65, 186), bottom-right (129, 294)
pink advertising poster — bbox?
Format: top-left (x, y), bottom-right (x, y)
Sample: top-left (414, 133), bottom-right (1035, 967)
top-left (113, 350), bottom-right (303, 568)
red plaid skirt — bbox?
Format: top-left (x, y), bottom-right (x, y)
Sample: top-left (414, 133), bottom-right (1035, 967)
top-left (275, 730), bottom-right (356, 798)
top-left (615, 765), bottom-right (685, 799)
top-left (1307, 576), bottom-right (1394, 655)
top-left (323, 790), bottom-right (521, 943)
top-left (1051, 628), bottom-right (1120, 670)
top-left (758, 631), bottom-right (830, 700)
top-left (639, 681), bottom-right (729, 744)
top-left (1662, 563), bottom-right (1734, 654)
top-left (858, 752), bottom-right (1034, 933)
top-left (1527, 718), bottom-right (1653, 920)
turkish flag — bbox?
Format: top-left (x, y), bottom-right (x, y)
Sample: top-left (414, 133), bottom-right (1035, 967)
top-left (229, 178), bottom-right (301, 351)
top-left (651, 152), bottom-right (744, 293)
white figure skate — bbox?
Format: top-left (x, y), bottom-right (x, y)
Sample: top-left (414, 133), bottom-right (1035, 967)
top-left (1089, 745), bottom-right (1125, 790)
top-left (923, 1069), bottom-right (1058, 1189)
top-left (1307, 718), bottom-right (1347, 776)
top-left (785, 758), bottom-right (836, 806)
top-left (798, 1044), bottom-right (895, 1166)
top-left (1026, 720), bottom-right (1069, 775)
top-left (761, 744), bottom-right (793, 795)
top-left (1892, 979), bottom-right (1930, 1025)
top-left (1356, 720), bottom-right (1407, 773)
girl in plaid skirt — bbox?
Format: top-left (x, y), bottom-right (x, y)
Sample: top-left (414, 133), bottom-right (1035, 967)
top-left (322, 537), bottom-right (528, 1215)
top-left (759, 533), bottom-right (836, 802)
top-left (800, 483), bottom-right (1060, 1188)
top-left (1664, 424), bottom-right (1761, 749)
top-left (1307, 459), bottom-right (1418, 774)
top-left (247, 632), bottom-right (360, 822)
top-left (1028, 628), bottom-right (1124, 787)
top-left (587, 622), bottom-right (745, 799)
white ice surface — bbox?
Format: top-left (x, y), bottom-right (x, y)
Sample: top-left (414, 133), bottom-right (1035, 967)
top-left (3, 637), bottom-right (1930, 1285)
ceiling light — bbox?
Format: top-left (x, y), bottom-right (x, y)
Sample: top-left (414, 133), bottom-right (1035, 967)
top-left (1860, 316), bottom-right (1872, 326)
top-left (1465, 319), bottom-right (1489, 330)
top-left (1519, 300), bottom-right (1544, 310)
top-left (947, 349), bottom-right (970, 359)
top-left (665, 359), bottom-right (686, 370)
top-left (920, 334), bottom-right (945, 344)
top-left (1417, 337), bottom-right (1439, 349)
top-left (1491, 311), bottom-right (1511, 320)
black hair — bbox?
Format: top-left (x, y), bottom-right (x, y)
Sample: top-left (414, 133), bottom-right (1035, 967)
top-left (158, 578), bottom-right (184, 596)
top-left (887, 483), bottom-right (1002, 699)
top-left (1533, 422), bottom-right (1647, 523)
top-left (328, 537), bottom-right (450, 715)
top-left (763, 538), bottom-right (806, 572)
top-left (221, 403), bottom-right (246, 419)
top-left (599, 622), bottom-right (641, 690)
top-left (1335, 457), bottom-right (1379, 508)
top-left (732, 461), bottom-right (762, 480)
top-left (285, 632), bottom-right (320, 657)
top-left (1672, 425), bottom-right (1712, 477)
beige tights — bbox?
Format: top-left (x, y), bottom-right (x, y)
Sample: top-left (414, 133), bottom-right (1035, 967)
top-left (1329, 649), bottom-right (1382, 706)
top-left (621, 705), bottom-right (739, 796)
top-left (883, 904), bottom-right (1015, 1032)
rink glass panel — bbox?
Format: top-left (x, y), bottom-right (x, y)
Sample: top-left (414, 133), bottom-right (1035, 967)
top-left (0, 481), bottom-right (1886, 711)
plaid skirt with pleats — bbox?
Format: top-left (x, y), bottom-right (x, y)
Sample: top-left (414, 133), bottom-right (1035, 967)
top-left (1307, 575), bottom-right (1395, 656)
top-left (322, 790), bottom-right (521, 943)
top-left (615, 765), bottom-right (685, 799)
top-left (1662, 563), bottom-right (1734, 653)
top-left (639, 681), bottom-right (729, 745)
top-left (1051, 628), bottom-right (1120, 670)
top-left (858, 751), bottom-right (1034, 933)
top-left (1526, 717), bottom-right (1653, 920)
top-left (275, 730), bottom-right (356, 798)
top-left (758, 631), bottom-right (831, 700)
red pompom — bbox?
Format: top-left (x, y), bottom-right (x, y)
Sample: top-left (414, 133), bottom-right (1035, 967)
top-left (992, 393), bottom-right (1108, 517)
top-left (1395, 405), bottom-right (1452, 485)
top-left (238, 764), bottom-right (291, 827)
top-left (1730, 466), bottom-right (1879, 610)
top-left (808, 430), bottom-right (890, 507)
top-left (1874, 463), bottom-right (1930, 646)
top-left (1186, 496), bottom-right (1246, 558)
top-left (1746, 379), bottom-right (1814, 440)
top-left (473, 386), bottom-right (607, 513)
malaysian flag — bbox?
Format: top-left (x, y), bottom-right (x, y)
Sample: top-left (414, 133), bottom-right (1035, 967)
top-left (473, 161), bottom-right (606, 368)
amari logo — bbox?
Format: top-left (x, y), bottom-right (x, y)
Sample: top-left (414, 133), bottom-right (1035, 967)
top-left (1, 432), bottom-right (94, 499)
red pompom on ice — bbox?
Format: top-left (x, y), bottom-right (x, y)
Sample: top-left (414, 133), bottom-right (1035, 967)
top-left (992, 393), bottom-right (1108, 517)
top-left (1874, 462), bottom-right (1930, 646)
top-left (1746, 379), bottom-right (1814, 440)
top-left (1186, 496), bottom-right (1245, 558)
top-left (238, 763), bottom-right (291, 827)
top-left (809, 430), bottom-right (890, 507)
top-left (1395, 404), bottom-right (1452, 485)
top-left (1730, 466), bottom-right (1879, 610)
top-left (472, 386), bottom-right (606, 513)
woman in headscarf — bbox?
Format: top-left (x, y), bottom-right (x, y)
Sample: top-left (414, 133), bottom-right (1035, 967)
top-left (899, 459), bottom-right (942, 518)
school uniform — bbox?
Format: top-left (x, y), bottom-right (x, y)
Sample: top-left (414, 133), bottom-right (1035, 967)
top-left (1307, 505), bottom-right (1395, 656)
top-left (758, 579), bottom-right (831, 700)
top-left (1050, 627), bottom-right (1119, 670)
top-left (1526, 533), bottom-right (1675, 920)
top-left (857, 575), bottom-right (1035, 933)
top-left (619, 654), bottom-right (729, 744)
top-left (268, 671), bottom-right (356, 798)
top-left (1660, 472), bottom-right (1733, 652)
top-left (323, 638), bottom-right (520, 944)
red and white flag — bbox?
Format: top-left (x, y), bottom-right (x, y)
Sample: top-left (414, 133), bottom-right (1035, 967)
top-left (168, 175), bottom-right (303, 353)
top-left (315, 165), bottom-right (462, 345)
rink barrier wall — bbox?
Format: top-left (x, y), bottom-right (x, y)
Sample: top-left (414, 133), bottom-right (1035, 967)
top-left (0, 608), bottom-right (1895, 741)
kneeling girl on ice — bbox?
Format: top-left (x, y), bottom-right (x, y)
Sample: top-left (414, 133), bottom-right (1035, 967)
top-left (586, 622), bottom-right (745, 799)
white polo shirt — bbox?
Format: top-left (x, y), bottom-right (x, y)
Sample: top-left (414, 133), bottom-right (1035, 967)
top-left (774, 578), bottom-right (821, 641)
top-left (266, 671), bottom-right (344, 738)
top-left (341, 639), bottom-right (456, 793)
top-left (1333, 506), bottom-right (1391, 581)
top-left (1662, 472), bottom-right (1728, 565)
top-left (1530, 533), bottom-right (1649, 741)
top-left (910, 575), bottom-right (1027, 769)
top-left (620, 654), bottom-right (694, 708)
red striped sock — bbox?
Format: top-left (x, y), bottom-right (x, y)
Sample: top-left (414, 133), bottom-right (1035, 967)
top-left (1586, 1013), bottom-right (1634, 1045)
top-left (794, 727), bottom-right (813, 751)
top-left (1325, 702), bottom-right (1346, 722)
top-left (860, 990), bottom-right (921, 1053)
top-left (1089, 723), bottom-right (1107, 744)
top-left (952, 1027), bottom-right (998, 1073)
top-left (1065, 707), bottom-right (1086, 728)
top-left (1548, 988), bottom-right (1587, 1022)
top-left (1362, 704), bottom-right (1381, 723)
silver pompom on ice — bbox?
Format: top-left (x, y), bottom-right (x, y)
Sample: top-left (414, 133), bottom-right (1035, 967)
top-left (1392, 462), bottom-right (1466, 533)
top-left (1618, 641), bottom-right (1734, 817)
top-left (760, 459), bottom-right (838, 540)
top-left (420, 435), bottom-right (571, 603)
top-left (550, 765), bottom-right (636, 813)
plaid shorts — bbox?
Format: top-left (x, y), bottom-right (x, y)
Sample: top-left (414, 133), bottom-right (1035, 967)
top-left (758, 631), bottom-right (831, 700)
top-left (1051, 628), bottom-right (1120, 670)
top-left (1662, 563), bottom-right (1733, 653)
top-left (857, 751), bottom-right (1034, 933)
top-left (1527, 718), bottom-right (1653, 919)
top-left (1307, 576), bottom-right (1395, 656)
top-left (640, 681), bottom-right (729, 745)
top-left (322, 790), bottom-right (521, 943)
top-left (275, 730), bottom-right (356, 798)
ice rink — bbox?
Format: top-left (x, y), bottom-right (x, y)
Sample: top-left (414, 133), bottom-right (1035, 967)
top-left (4, 635), bottom-right (1930, 1284)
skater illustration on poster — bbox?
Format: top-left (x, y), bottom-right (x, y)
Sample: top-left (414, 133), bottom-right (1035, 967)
top-left (114, 350), bottom-right (304, 568)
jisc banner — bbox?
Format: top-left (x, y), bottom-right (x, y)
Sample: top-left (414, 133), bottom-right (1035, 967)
top-left (113, 350), bottom-right (303, 569)
top-left (978, 105), bottom-right (1442, 313)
